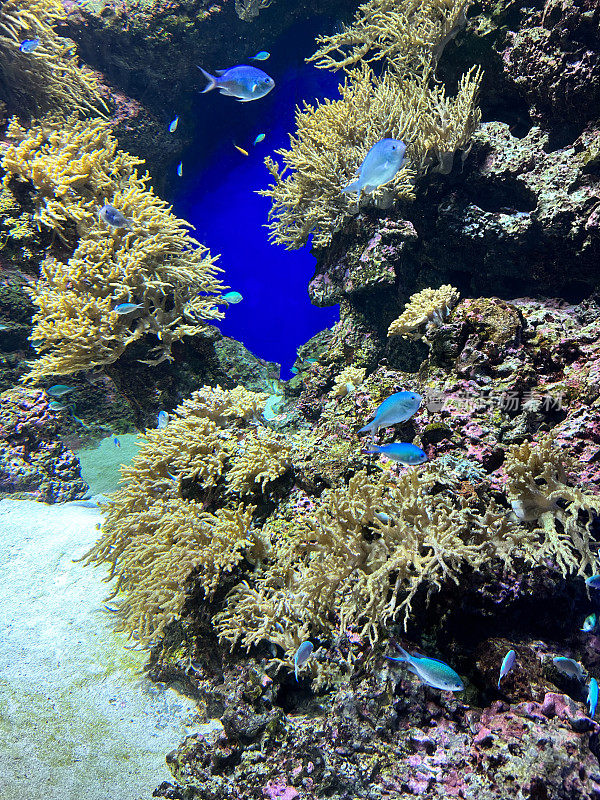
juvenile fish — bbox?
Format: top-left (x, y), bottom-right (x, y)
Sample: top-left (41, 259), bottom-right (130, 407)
top-left (387, 644), bottom-right (464, 692)
top-left (553, 656), bottom-right (586, 681)
top-left (251, 51), bottom-right (270, 60)
top-left (234, 144), bottom-right (249, 156)
top-left (582, 613), bottom-right (599, 633)
top-left (114, 302), bottom-right (143, 314)
top-left (359, 391), bottom-right (421, 436)
top-left (47, 384), bottom-right (75, 398)
top-left (157, 410), bottom-right (169, 429)
top-left (294, 641), bottom-right (314, 681)
top-left (199, 65), bottom-right (275, 102)
top-left (497, 649), bottom-right (516, 688)
top-left (253, 133), bottom-right (266, 145)
top-left (19, 38), bottom-right (41, 53)
top-left (365, 442), bottom-right (427, 466)
top-left (99, 204), bottom-right (132, 229)
top-left (588, 678), bottom-right (598, 718)
top-left (343, 139), bottom-right (406, 202)
top-left (223, 291), bottom-right (243, 304)
top-left (586, 575), bottom-right (600, 590)
top-left (48, 400), bottom-right (68, 411)
top-left (168, 116), bottom-right (179, 133)
top-left (113, 435), bottom-right (121, 448)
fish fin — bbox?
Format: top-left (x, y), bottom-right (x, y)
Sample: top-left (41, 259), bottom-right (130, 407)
top-left (236, 97), bottom-right (254, 102)
top-left (215, 69), bottom-right (227, 75)
top-left (342, 179), bottom-right (361, 195)
top-left (198, 67), bottom-right (217, 93)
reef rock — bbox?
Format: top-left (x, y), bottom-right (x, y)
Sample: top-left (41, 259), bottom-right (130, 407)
top-left (0, 387), bottom-right (87, 503)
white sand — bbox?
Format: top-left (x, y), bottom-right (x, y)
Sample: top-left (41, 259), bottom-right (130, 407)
top-left (0, 498), bottom-right (201, 800)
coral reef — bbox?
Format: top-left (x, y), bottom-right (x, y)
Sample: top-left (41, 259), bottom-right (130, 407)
top-left (387, 284), bottom-right (460, 339)
top-left (0, 0), bottom-right (107, 118)
top-left (261, 0), bottom-right (482, 249)
top-left (0, 386), bottom-right (87, 502)
top-left (2, 115), bottom-right (225, 380)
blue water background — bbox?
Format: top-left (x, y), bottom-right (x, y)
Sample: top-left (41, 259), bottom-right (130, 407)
top-left (172, 27), bottom-right (341, 377)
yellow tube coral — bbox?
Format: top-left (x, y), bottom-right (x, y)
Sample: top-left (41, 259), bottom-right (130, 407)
top-left (2, 116), bottom-right (226, 379)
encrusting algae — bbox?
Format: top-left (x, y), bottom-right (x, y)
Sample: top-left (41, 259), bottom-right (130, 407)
top-left (261, 0), bottom-right (482, 249)
top-left (83, 384), bottom-right (600, 681)
top-left (2, 116), bottom-right (226, 379)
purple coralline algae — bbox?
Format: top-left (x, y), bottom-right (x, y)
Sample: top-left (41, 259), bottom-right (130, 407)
top-left (0, 387), bottom-right (88, 503)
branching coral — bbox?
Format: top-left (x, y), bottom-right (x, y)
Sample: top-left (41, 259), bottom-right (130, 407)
top-left (261, 0), bottom-right (482, 252)
top-left (0, 0), bottom-right (107, 118)
top-left (504, 435), bottom-right (600, 577)
top-left (2, 116), bottom-right (225, 379)
top-left (82, 387), bottom-right (285, 644)
top-left (214, 468), bottom-right (528, 666)
top-left (309, 0), bottom-right (471, 76)
top-left (388, 285), bottom-right (460, 338)
top-left (226, 427), bottom-right (291, 495)
top-left (261, 64), bottom-right (482, 249)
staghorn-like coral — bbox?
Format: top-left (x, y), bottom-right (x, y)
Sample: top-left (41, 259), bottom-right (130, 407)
top-left (2, 116), bottom-right (226, 379)
top-left (261, 64), bottom-right (482, 249)
top-left (0, 0), bottom-right (107, 118)
top-left (309, 0), bottom-right (471, 76)
top-left (388, 284), bottom-right (460, 339)
top-left (82, 386), bottom-right (288, 644)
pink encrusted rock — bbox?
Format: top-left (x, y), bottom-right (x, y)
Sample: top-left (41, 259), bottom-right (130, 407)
top-left (473, 726), bottom-right (493, 747)
top-left (263, 778), bottom-right (299, 800)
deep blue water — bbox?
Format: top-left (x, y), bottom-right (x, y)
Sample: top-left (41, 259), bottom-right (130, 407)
top-left (172, 28), bottom-right (341, 377)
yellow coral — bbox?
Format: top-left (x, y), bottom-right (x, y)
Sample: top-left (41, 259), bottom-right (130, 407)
top-left (330, 366), bottom-right (366, 398)
top-left (261, 63), bottom-right (482, 249)
top-left (309, 0), bottom-right (471, 76)
top-left (387, 284), bottom-right (460, 338)
top-left (0, 0), bottom-right (107, 118)
top-left (505, 435), bottom-right (600, 576)
top-left (226, 427), bottom-right (291, 495)
top-left (2, 116), bottom-right (225, 379)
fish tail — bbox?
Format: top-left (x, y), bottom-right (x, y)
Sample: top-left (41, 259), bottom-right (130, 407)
top-left (363, 446), bottom-right (382, 455)
top-left (198, 67), bottom-right (217, 93)
top-left (342, 179), bottom-right (361, 195)
top-left (358, 422), bottom-right (375, 435)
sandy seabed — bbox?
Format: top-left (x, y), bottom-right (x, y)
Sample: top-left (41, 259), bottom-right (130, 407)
top-left (0, 498), bottom-right (199, 800)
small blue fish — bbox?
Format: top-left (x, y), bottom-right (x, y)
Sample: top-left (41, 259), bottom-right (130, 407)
top-left (553, 656), bottom-right (586, 681)
top-left (223, 291), bottom-right (243, 304)
top-left (157, 410), bottom-right (169, 429)
top-left (113, 435), bottom-right (121, 448)
top-left (365, 442), bottom-right (427, 466)
top-left (250, 51), bottom-right (270, 61)
top-left (359, 391), bottom-right (421, 435)
top-left (19, 38), bottom-right (41, 53)
top-left (47, 384), bottom-right (75, 398)
top-left (168, 116), bottom-right (179, 133)
top-left (586, 575), bottom-right (600, 590)
top-left (177, 161), bottom-right (183, 177)
top-left (497, 649), bottom-right (516, 689)
top-left (294, 641), bottom-right (314, 681)
top-left (198, 65), bottom-right (275, 102)
top-left (290, 367), bottom-right (299, 375)
top-left (588, 678), bottom-right (598, 718)
top-left (99, 204), bottom-right (132, 229)
top-left (114, 302), bottom-right (143, 314)
top-left (582, 613), bottom-right (599, 633)
top-left (253, 133), bottom-right (266, 145)
top-left (343, 139), bottom-right (407, 202)
top-left (387, 644), bottom-right (464, 692)
top-left (48, 400), bottom-right (68, 411)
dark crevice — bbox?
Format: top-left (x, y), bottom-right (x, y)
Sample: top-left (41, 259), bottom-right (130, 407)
top-left (544, 121), bottom-right (589, 152)
top-left (465, 179), bottom-right (538, 214)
